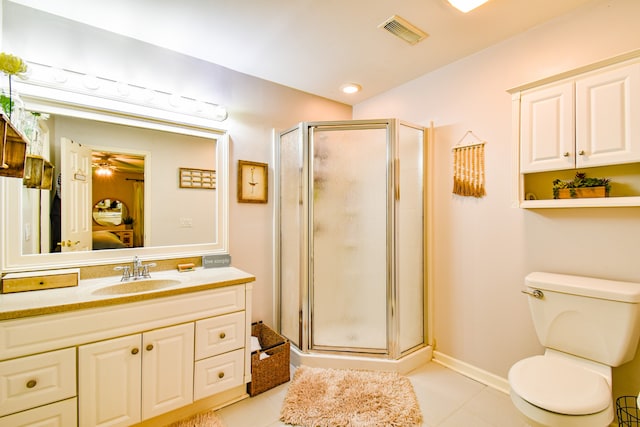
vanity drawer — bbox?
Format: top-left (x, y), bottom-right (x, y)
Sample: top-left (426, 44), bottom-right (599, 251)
top-left (0, 348), bottom-right (76, 416)
top-left (1, 271), bottom-right (79, 294)
top-left (194, 348), bottom-right (244, 400)
top-left (195, 311), bottom-right (245, 360)
top-left (0, 397), bottom-right (77, 426)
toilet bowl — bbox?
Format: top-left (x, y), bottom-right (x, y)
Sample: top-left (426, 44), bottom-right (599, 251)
top-left (509, 272), bottom-right (640, 427)
top-left (509, 350), bottom-right (613, 427)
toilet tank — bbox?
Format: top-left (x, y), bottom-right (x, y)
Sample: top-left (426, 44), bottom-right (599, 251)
top-left (525, 272), bottom-right (640, 367)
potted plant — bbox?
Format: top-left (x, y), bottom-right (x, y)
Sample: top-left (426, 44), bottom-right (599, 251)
top-left (552, 172), bottom-right (611, 199)
top-left (122, 216), bottom-right (134, 229)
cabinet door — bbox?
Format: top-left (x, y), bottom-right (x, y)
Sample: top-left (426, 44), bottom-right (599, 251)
top-left (141, 322), bottom-right (194, 420)
top-left (520, 82), bottom-right (575, 172)
top-left (78, 334), bottom-right (142, 427)
top-left (576, 61), bottom-right (640, 167)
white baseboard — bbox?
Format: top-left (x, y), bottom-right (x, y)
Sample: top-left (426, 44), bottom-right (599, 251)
top-left (433, 351), bottom-right (510, 394)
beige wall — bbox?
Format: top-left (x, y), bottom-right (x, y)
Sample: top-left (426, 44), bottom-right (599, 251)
top-left (354, 0), bottom-right (640, 397)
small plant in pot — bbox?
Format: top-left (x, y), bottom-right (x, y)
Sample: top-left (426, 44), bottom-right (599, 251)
top-left (552, 172), bottom-right (611, 199)
top-left (122, 216), bottom-right (134, 229)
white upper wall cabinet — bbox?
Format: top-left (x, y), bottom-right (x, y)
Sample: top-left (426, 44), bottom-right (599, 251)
top-left (520, 60), bottom-right (640, 173)
top-left (512, 51), bottom-right (640, 208)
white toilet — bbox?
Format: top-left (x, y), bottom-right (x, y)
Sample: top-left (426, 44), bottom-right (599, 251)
top-left (509, 272), bottom-right (640, 427)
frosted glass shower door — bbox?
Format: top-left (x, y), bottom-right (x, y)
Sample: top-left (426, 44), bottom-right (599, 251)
top-left (310, 126), bottom-right (388, 352)
top-left (278, 127), bottom-right (303, 348)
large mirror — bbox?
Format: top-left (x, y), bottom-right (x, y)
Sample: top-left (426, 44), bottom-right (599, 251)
top-left (1, 85), bottom-right (229, 272)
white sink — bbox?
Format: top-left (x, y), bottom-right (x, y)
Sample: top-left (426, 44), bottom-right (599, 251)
top-left (92, 279), bottom-right (181, 295)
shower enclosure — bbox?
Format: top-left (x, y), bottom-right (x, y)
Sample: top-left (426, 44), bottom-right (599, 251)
top-left (276, 119), bottom-right (427, 365)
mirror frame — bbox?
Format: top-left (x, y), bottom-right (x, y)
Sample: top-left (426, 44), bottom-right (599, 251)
top-left (1, 81), bottom-right (229, 273)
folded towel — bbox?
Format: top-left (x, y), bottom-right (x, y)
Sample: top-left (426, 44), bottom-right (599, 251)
top-left (251, 336), bottom-right (261, 352)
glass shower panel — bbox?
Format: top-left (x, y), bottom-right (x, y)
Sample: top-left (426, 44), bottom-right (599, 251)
top-left (310, 126), bottom-right (388, 352)
top-left (279, 127), bottom-right (303, 348)
top-left (397, 123), bottom-right (425, 353)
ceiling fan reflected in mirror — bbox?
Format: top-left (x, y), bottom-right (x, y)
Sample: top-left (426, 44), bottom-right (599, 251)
top-left (92, 151), bottom-right (144, 177)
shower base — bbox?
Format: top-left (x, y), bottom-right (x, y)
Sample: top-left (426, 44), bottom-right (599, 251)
top-left (290, 344), bottom-right (432, 374)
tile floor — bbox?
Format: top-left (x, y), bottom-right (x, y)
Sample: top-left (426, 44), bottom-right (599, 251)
top-left (216, 361), bottom-right (530, 427)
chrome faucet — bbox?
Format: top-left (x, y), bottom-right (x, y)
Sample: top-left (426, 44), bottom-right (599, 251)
top-left (133, 256), bottom-right (142, 276)
top-left (114, 256), bottom-right (157, 281)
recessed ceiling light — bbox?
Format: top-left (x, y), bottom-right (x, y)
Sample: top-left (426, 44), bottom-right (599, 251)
top-left (340, 83), bottom-right (361, 94)
top-left (447, 0), bottom-right (489, 13)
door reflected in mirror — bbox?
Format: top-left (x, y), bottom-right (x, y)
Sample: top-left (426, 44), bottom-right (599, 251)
top-left (90, 150), bottom-right (145, 249)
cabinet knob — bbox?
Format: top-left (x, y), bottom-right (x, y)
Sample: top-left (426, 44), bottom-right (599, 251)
top-left (146, 344), bottom-right (154, 351)
top-left (219, 332), bottom-right (226, 339)
top-left (578, 150), bottom-right (585, 155)
top-left (563, 152), bottom-right (570, 157)
top-left (218, 372), bottom-right (225, 379)
top-left (26, 379), bottom-right (37, 389)
top-left (131, 348), bottom-right (139, 355)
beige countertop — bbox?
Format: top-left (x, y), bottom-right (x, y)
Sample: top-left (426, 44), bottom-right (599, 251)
top-left (0, 267), bottom-right (255, 321)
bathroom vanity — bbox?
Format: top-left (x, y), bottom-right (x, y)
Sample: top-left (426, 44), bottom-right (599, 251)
top-left (0, 267), bottom-right (255, 427)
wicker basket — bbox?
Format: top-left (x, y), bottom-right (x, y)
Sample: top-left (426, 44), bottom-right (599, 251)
top-left (247, 322), bottom-right (290, 396)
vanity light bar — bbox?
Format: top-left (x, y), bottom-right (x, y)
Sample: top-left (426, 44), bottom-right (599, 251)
top-left (17, 61), bottom-right (228, 122)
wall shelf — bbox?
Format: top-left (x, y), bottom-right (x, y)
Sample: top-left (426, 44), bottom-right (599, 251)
top-left (521, 196), bottom-right (640, 209)
top-left (519, 163), bottom-right (640, 209)
top-left (0, 114), bottom-right (28, 178)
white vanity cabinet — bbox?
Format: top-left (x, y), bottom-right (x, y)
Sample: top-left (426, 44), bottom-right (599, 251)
top-left (520, 59), bottom-right (640, 173)
top-left (0, 277), bottom-right (254, 427)
top-left (78, 323), bottom-right (195, 427)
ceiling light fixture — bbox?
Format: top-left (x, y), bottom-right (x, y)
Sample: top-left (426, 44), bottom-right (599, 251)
top-left (19, 61), bottom-right (229, 122)
top-left (447, 0), bottom-right (489, 13)
top-left (94, 163), bottom-right (114, 177)
top-left (340, 83), bottom-right (361, 94)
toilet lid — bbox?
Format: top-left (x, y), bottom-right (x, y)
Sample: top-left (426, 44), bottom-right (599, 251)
top-left (509, 356), bottom-right (610, 415)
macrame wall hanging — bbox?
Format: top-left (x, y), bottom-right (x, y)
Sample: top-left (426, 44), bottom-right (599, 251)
top-left (452, 131), bottom-right (486, 198)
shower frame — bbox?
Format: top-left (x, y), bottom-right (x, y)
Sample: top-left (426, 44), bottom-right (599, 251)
top-left (275, 118), bottom-right (429, 362)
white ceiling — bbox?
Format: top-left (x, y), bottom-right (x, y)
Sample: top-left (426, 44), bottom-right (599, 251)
top-left (11, 0), bottom-right (596, 105)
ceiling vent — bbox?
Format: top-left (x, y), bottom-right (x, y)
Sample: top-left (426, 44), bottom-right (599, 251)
top-left (379, 15), bottom-right (428, 45)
